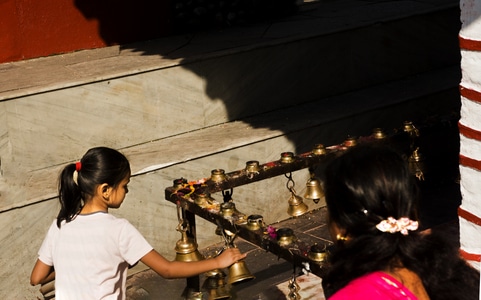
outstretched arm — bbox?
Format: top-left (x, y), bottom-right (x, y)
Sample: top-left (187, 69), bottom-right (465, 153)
top-left (141, 247), bottom-right (246, 279)
top-left (30, 259), bottom-right (55, 286)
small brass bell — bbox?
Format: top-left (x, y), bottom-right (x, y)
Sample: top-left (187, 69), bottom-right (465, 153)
top-left (308, 243), bottom-right (328, 262)
top-left (175, 229), bottom-right (204, 262)
top-left (277, 228), bottom-right (296, 246)
top-left (372, 128), bottom-right (386, 140)
top-left (172, 178), bottom-right (188, 191)
top-left (246, 214), bottom-right (265, 231)
top-left (404, 121), bottom-right (420, 137)
top-left (287, 188), bottom-right (308, 217)
top-left (220, 202), bottom-right (235, 218)
top-left (343, 136), bottom-right (357, 147)
top-left (210, 169), bottom-right (227, 182)
top-left (311, 144), bottom-right (326, 155)
top-left (193, 192), bottom-right (215, 208)
top-left (228, 259), bottom-right (255, 285)
top-left (246, 160), bottom-right (261, 174)
top-left (408, 147), bottom-right (426, 181)
top-left (304, 177), bottom-right (324, 204)
top-left (219, 199), bottom-right (247, 225)
top-left (280, 152), bottom-right (295, 163)
top-left (203, 269), bottom-right (231, 300)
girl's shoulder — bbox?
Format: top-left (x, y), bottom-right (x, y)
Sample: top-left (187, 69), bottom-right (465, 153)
top-left (329, 271), bottom-right (418, 300)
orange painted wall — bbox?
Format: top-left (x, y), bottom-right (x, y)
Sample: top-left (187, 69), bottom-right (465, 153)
top-left (0, 0), bottom-right (171, 63)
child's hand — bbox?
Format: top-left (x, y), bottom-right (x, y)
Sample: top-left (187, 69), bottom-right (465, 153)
top-left (215, 247), bottom-right (247, 269)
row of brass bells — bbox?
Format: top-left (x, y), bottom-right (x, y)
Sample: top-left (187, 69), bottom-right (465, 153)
top-left (287, 187), bottom-right (309, 217)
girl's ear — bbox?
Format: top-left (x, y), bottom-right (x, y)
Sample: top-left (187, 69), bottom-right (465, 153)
top-left (97, 183), bottom-right (111, 199)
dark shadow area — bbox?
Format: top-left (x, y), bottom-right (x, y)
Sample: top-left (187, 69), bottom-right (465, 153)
top-left (74, 0), bottom-right (298, 44)
top-left (74, 0), bottom-right (173, 45)
top-left (74, 0), bottom-right (463, 235)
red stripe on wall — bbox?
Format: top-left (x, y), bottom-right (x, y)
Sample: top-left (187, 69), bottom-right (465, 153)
top-left (459, 122), bottom-right (481, 141)
top-left (460, 86), bottom-right (481, 103)
top-left (458, 206), bottom-right (481, 227)
top-left (460, 249), bottom-right (481, 262)
top-left (459, 36), bottom-right (481, 51)
top-left (459, 155), bottom-right (481, 172)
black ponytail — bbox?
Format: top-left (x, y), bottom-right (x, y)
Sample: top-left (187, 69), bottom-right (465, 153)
top-left (57, 163), bottom-right (82, 227)
top-left (56, 147), bottom-right (131, 228)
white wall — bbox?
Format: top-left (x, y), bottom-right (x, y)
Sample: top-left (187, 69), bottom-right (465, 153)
top-left (459, 0), bottom-right (481, 273)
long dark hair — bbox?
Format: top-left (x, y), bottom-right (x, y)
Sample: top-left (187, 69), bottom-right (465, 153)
top-left (322, 144), bottom-right (479, 299)
top-left (56, 147), bottom-right (131, 228)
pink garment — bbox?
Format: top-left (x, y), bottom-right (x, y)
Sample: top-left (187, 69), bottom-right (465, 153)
top-left (329, 271), bottom-right (418, 300)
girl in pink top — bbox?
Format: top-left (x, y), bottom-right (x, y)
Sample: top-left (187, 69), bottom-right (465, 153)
top-left (322, 144), bottom-right (479, 300)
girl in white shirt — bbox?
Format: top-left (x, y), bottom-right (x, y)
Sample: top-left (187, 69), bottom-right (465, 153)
top-left (30, 147), bottom-right (245, 299)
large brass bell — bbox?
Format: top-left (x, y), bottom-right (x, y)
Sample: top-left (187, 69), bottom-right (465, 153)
top-left (217, 228), bottom-right (255, 285)
top-left (228, 259), bottom-right (255, 285)
top-left (175, 227), bottom-right (204, 262)
top-left (287, 188), bottom-right (308, 217)
top-left (203, 269), bottom-right (231, 300)
top-left (304, 177), bottom-right (324, 204)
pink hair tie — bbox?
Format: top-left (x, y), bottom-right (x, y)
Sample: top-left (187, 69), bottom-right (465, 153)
top-left (376, 217), bottom-right (419, 235)
top-left (75, 161), bottom-right (82, 171)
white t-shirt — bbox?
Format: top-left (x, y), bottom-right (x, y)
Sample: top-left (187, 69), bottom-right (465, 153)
top-left (38, 212), bottom-right (153, 300)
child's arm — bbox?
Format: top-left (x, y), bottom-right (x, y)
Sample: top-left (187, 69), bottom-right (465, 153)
top-left (140, 247), bottom-right (246, 279)
top-left (30, 259), bottom-right (55, 286)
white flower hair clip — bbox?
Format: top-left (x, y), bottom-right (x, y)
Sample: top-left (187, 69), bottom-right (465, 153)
top-left (376, 217), bottom-right (419, 235)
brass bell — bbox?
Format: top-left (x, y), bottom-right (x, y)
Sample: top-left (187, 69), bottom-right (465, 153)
top-left (220, 202), bottom-right (235, 218)
top-left (280, 152), bottom-right (295, 163)
top-left (246, 214), bottom-right (265, 231)
top-left (343, 136), bottom-right (357, 147)
top-left (228, 259), bottom-right (255, 285)
top-left (172, 178), bottom-right (188, 191)
top-left (403, 121), bottom-right (420, 137)
top-left (312, 144), bottom-right (326, 155)
top-left (203, 269), bottom-right (231, 300)
top-left (193, 192), bottom-right (215, 208)
top-left (245, 160), bottom-right (261, 173)
top-left (308, 243), bottom-right (328, 262)
top-left (287, 188), bottom-right (308, 217)
top-left (277, 228), bottom-right (296, 246)
top-left (408, 147), bottom-right (426, 181)
top-left (372, 128), bottom-right (386, 140)
top-left (175, 229), bottom-right (204, 262)
top-left (210, 169), bottom-right (227, 182)
top-left (304, 177), bottom-right (324, 204)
